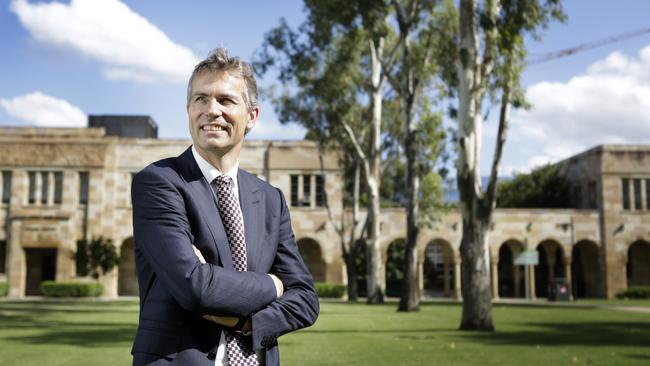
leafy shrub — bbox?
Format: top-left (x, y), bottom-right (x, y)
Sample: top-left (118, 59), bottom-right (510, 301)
top-left (0, 281), bottom-right (8, 297)
top-left (315, 282), bottom-right (346, 298)
top-left (40, 281), bottom-right (104, 297)
top-left (616, 286), bottom-right (650, 299)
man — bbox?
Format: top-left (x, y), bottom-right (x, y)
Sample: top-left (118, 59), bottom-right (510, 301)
top-left (131, 48), bottom-right (319, 365)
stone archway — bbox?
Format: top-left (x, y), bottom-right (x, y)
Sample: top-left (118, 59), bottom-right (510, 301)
top-left (297, 238), bottom-right (326, 283)
top-left (118, 237), bottom-right (138, 296)
top-left (385, 239), bottom-right (405, 297)
top-left (627, 240), bottom-right (650, 287)
top-left (422, 239), bottom-right (454, 298)
top-left (535, 240), bottom-right (565, 298)
top-left (498, 240), bottom-right (525, 298)
top-left (572, 240), bottom-right (601, 298)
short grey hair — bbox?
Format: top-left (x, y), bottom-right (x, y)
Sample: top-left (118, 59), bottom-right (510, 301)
top-left (186, 47), bottom-right (259, 111)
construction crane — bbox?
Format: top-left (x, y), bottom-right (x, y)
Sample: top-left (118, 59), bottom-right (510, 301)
top-left (528, 26), bottom-right (650, 65)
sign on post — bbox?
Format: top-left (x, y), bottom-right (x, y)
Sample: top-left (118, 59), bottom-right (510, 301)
top-left (514, 250), bottom-right (539, 266)
top-left (514, 250), bottom-right (538, 300)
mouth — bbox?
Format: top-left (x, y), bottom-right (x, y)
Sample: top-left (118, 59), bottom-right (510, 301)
top-left (200, 123), bottom-right (229, 133)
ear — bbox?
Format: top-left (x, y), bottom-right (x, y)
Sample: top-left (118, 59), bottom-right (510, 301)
top-left (246, 106), bottom-right (260, 130)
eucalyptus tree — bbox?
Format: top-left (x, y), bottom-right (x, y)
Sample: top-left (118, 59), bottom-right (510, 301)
top-left (256, 0), bottom-right (399, 303)
top-left (380, 0), bottom-right (456, 311)
top-left (454, 0), bottom-right (565, 330)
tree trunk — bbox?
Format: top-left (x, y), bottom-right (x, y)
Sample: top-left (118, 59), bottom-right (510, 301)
top-left (456, 0), bottom-right (496, 331)
top-left (459, 211), bottom-right (494, 330)
top-left (344, 251), bottom-right (358, 302)
top-left (366, 38), bottom-right (386, 304)
top-left (399, 40), bottom-right (420, 311)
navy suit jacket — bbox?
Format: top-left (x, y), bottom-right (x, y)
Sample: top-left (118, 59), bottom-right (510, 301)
top-left (130, 146), bottom-right (319, 365)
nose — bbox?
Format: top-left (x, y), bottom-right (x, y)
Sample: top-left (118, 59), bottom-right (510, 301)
top-left (205, 99), bottom-right (223, 118)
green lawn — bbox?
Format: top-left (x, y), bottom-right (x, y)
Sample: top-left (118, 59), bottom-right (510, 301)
top-left (0, 299), bottom-right (648, 366)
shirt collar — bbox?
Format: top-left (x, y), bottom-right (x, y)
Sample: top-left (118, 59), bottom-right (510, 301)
top-left (191, 145), bottom-right (239, 189)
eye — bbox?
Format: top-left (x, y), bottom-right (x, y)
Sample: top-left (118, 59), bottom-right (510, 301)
top-left (219, 97), bottom-right (235, 105)
top-left (194, 95), bottom-right (206, 103)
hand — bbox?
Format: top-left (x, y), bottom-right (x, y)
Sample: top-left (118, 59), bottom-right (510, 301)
top-left (192, 245), bottom-right (206, 264)
top-left (269, 274), bottom-right (284, 298)
top-left (202, 315), bottom-right (239, 327)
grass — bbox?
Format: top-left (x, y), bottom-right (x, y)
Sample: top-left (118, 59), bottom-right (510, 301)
top-left (0, 299), bottom-right (648, 366)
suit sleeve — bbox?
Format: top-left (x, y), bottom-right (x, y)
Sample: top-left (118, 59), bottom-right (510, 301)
top-left (249, 189), bottom-right (320, 350)
top-left (132, 167), bottom-right (277, 317)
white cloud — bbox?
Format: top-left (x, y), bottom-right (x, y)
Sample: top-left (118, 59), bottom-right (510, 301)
top-left (10, 0), bottom-right (199, 83)
top-left (0, 91), bottom-right (87, 127)
top-left (505, 44), bottom-right (650, 172)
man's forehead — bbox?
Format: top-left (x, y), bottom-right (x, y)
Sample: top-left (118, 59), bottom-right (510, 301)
top-left (191, 70), bottom-right (244, 94)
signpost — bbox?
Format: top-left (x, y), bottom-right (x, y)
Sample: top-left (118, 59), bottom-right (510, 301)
top-left (514, 250), bottom-right (539, 300)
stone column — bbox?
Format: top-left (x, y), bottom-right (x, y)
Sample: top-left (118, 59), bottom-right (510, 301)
top-left (8, 220), bottom-right (25, 298)
top-left (529, 265), bottom-right (536, 300)
top-left (491, 259), bottom-right (499, 300)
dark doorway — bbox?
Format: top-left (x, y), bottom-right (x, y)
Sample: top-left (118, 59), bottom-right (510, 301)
top-left (25, 248), bottom-right (57, 295)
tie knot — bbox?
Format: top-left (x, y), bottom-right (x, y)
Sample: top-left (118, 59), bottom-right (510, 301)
top-left (215, 175), bottom-right (233, 188)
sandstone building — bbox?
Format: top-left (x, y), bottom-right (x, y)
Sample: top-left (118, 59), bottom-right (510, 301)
top-left (0, 117), bottom-right (648, 299)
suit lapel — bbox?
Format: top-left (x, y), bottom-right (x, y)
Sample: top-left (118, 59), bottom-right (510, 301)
top-left (238, 169), bottom-right (264, 272)
top-left (177, 147), bottom-right (233, 270)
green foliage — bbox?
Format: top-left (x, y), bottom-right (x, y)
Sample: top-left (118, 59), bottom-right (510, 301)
top-left (75, 236), bottom-right (120, 279)
top-left (314, 282), bottom-right (347, 298)
top-left (40, 281), bottom-right (104, 297)
top-left (496, 164), bottom-right (571, 208)
top-left (0, 281), bottom-right (8, 297)
top-left (616, 286), bottom-right (650, 299)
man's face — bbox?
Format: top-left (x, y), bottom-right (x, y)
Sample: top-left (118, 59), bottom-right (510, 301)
top-left (187, 70), bottom-right (259, 158)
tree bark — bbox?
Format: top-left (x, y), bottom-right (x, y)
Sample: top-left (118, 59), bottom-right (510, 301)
top-left (365, 37), bottom-right (386, 304)
top-left (398, 27), bottom-right (420, 312)
top-left (456, 0), bottom-right (497, 331)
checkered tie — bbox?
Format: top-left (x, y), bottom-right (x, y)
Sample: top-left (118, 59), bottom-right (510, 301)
top-left (214, 175), bottom-right (259, 366)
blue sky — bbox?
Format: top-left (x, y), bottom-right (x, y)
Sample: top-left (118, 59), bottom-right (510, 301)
top-left (1, 0), bottom-right (650, 175)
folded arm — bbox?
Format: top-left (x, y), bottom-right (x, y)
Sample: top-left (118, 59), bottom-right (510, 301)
top-left (132, 168), bottom-right (278, 317)
top-left (247, 189), bottom-right (320, 349)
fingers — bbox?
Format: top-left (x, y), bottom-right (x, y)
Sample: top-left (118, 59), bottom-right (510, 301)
top-left (192, 245), bottom-right (206, 264)
top-left (269, 274), bottom-right (284, 298)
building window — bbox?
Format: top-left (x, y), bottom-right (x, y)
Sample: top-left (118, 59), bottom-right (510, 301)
top-left (28, 171), bottom-right (64, 205)
top-left (290, 175), bottom-right (299, 207)
top-left (316, 175), bottom-right (326, 207)
top-left (622, 178), bottom-right (630, 210)
top-left (1, 171), bottom-right (11, 204)
top-left (54, 172), bottom-right (63, 204)
top-left (633, 179), bottom-right (642, 210)
top-left (28, 171), bottom-right (36, 204)
top-left (646, 179), bottom-right (650, 211)
top-left (301, 174), bottom-right (311, 207)
top-left (0, 240), bottom-right (6, 274)
top-left (79, 172), bottom-right (89, 204)
top-left (40, 171), bottom-right (49, 204)
top-left (587, 181), bottom-right (597, 209)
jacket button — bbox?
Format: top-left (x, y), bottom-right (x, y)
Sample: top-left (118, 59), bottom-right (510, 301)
top-left (207, 351), bottom-right (216, 360)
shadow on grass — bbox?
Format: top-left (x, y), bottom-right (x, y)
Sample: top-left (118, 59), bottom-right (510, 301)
top-left (0, 302), bottom-right (137, 347)
top-left (5, 325), bottom-right (137, 347)
top-left (456, 321), bottom-right (650, 348)
top-left (300, 328), bottom-right (456, 335)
